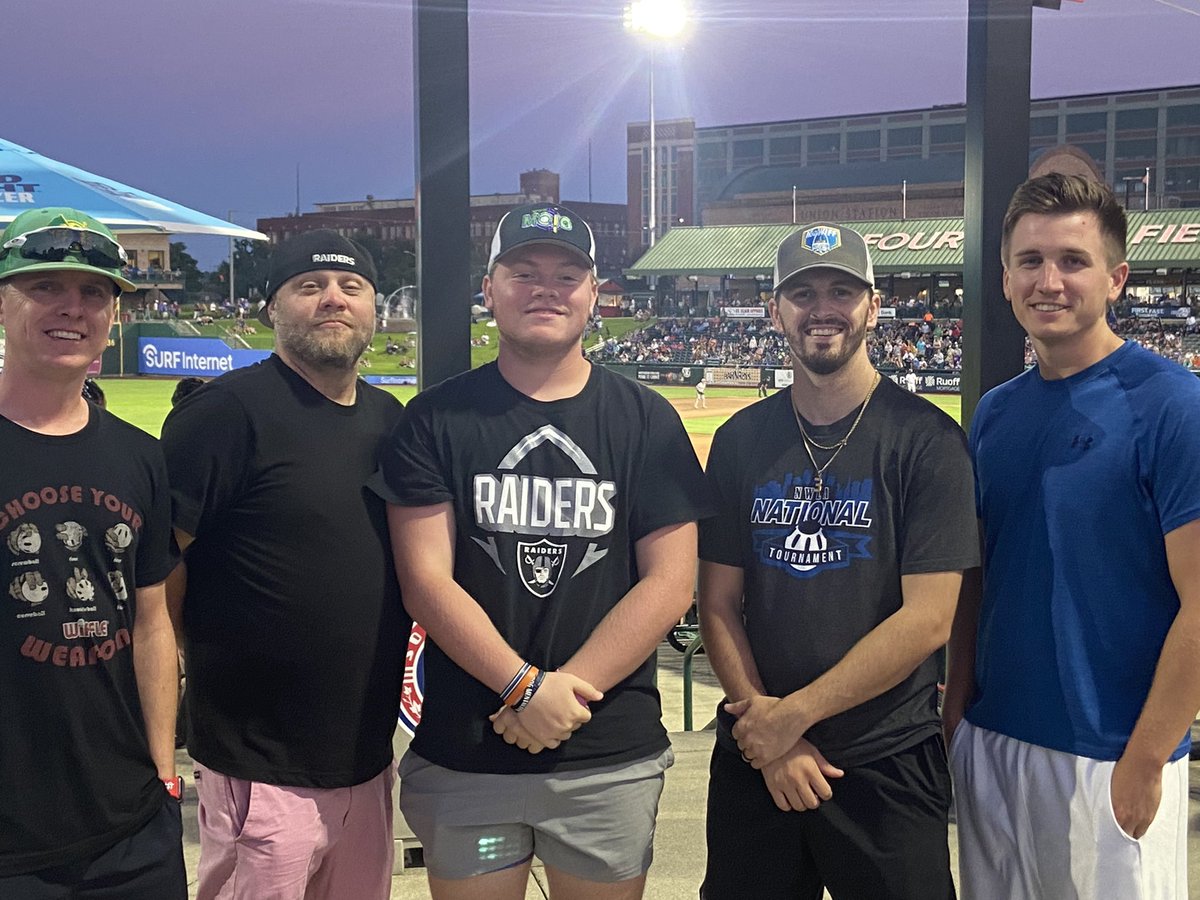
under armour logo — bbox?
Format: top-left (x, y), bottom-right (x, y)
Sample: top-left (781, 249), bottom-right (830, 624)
top-left (1071, 434), bottom-right (1094, 450)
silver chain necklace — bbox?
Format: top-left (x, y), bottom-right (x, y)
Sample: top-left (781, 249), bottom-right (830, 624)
top-left (791, 372), bottom-right (881, 492)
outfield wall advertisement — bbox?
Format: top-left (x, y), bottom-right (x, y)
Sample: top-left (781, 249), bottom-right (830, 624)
top-left (139, 338), bottom-right (270, 377)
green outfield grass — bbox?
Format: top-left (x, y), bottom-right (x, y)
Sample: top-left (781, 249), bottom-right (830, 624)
top-left (97, 378), bottom-right (418, 437)
top-left (97, 376), bottom-right (963, 439)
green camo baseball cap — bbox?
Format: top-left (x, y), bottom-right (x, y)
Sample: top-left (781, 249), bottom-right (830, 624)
top-left (0, 207), bottom-right (137, 294)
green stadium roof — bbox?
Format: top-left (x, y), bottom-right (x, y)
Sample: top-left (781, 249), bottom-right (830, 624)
top-left (626, 210), bottom-right (1200, 277)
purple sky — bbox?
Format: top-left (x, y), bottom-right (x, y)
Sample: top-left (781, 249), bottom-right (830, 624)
top-left (13, 0), bottom-right (1199, 266)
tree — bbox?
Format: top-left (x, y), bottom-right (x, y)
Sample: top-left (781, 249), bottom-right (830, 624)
top-left (213, 239), bottom-right (275, 302)
top-left (169, 242), bottom-right (204, 294)
top-left (348, 233), bottom-right (416, 295)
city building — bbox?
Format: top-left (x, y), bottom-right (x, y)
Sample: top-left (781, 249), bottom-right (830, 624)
top-left (627, 84), bottom-right (1200, 255)
top-left (256, 169), bottom-right (629, 278)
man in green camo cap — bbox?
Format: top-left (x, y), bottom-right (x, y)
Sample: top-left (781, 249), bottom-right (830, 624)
top-left (0, 207), bottom-right (137, 294)
top-left (0, 207), bottom-right (186, 898)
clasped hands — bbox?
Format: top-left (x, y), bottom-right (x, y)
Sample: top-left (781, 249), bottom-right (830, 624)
top-left (490, 670), bottom-right (602, 754)
top-left (727, 694), bottom-right (844, 812)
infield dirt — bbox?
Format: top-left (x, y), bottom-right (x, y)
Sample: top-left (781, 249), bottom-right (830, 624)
top-left (669, 396), bottom-right (759, 467)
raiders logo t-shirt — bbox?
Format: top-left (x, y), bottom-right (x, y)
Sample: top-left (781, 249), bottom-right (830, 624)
top-left (376, 362), bottom-right (712, 774)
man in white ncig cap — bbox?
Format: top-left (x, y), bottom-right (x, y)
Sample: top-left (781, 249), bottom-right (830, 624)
top-left (0, 208), bottom-right (185, 898)
top-left (375, 202), bottom-right (712, 900)
top-left (698, 222), bottom-right (978, 899)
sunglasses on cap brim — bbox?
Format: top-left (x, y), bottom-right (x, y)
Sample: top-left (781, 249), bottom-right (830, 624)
top-left (1, 226), bottom-right (128, 271)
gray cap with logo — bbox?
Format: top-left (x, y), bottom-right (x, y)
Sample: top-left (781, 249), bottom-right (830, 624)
top-left (774, 222), bottom-right (875, 292)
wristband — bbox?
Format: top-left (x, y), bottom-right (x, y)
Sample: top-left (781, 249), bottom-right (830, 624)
top-left (501, 662), bottom-right (538, 708)
top-left (513, 669), bottom-right (546, 713)
top-left (162, 775), bottom-right (184, 802)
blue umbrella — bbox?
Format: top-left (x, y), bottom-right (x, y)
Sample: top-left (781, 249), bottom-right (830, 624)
top-left (0, 138), bottom-right (265, 240)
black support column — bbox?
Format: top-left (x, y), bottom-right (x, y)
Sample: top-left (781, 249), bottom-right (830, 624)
top-left (961, 0), bottom-right (1037, 429)
top-left (414, 0), bottom-right (472, 387)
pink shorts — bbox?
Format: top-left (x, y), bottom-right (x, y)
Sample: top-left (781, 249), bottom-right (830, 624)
top-left (193, 761), bottom-right (395, 900)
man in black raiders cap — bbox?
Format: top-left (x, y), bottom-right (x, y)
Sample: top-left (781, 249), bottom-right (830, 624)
top-left (160, 230), bottom-right (410, 899)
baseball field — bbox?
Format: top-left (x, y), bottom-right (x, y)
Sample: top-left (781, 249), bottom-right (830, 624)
top-left (95, 378), bottom-right (963, 466)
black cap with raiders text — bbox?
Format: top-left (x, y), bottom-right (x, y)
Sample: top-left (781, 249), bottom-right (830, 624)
top-left (259, 230), bottom-right (378, 328)
top-left (774, 222), bottom-right (875, 293)
top-left (487, 203), bottom-right (597, 275)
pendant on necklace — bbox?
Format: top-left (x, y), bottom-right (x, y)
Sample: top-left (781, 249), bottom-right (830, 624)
top-left (813, 473), bottom-right (823, 492)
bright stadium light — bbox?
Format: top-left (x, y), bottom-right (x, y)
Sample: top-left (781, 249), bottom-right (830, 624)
top-left (624, 0), bottom-right (689, 39)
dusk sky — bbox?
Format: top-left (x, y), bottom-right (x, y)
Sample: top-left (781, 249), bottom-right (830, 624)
top-left (14, 0), bottom-right (1200, 266)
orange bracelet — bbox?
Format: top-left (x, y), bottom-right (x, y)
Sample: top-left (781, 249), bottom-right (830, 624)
top-left (501, 663), bottom-right (539, 708)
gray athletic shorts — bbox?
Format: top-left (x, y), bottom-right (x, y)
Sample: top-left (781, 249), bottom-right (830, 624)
top-left (398, 746), bottom-right (674, 883)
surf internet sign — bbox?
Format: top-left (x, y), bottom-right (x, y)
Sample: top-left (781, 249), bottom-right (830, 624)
top-left (139, 338), bottom-right (270, 377)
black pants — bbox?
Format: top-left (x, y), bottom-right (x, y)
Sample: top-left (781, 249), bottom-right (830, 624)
top-left (701, 736), bottom-right (955, 900)
top-left (0, 797), bottom-right (186, 900)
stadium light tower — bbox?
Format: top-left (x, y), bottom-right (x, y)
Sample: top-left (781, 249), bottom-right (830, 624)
top-left (625, 0), bottom-right (690, 247)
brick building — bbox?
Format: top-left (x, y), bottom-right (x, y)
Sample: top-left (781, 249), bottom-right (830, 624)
top-left (257, 169), bottom-right (629, 278)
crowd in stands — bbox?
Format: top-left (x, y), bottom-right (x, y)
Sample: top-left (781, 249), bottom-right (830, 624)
top-left (1115, 316), bottom-right (1200, 368)
top-left (591, 315), bottom-right (967, 372)
top-left (591, 311), bottom-right (1200, 372)
top-left (121, 265), bottom-right (184, 282)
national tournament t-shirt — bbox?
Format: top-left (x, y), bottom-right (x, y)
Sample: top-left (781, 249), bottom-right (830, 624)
top-left (700, 380), bottom-right (979, 767)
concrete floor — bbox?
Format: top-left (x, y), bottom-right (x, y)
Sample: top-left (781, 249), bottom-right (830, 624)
top-left (179, 647), bottom-right (1200, 898)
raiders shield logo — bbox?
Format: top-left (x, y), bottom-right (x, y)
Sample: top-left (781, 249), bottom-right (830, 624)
top-left (518, 540), bottom-right (568, 598)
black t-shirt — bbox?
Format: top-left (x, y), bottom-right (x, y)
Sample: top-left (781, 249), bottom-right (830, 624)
top-left (375, 362), bottom-right (712, 774)
top-left (0, 406), bottom-right (177, 876)
top-left (700, 379), bottom-right (978, 767)
top-left (161, 355), bottom-right (409, 788)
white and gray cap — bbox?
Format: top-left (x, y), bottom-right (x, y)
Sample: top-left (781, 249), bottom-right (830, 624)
top-left (487, 203), bottom-right (597, 275)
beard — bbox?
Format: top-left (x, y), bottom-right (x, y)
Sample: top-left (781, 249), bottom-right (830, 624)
top-left (785, 313), bottom-right (869, 376)
top-left (274, 316), bottom-right (373, 370)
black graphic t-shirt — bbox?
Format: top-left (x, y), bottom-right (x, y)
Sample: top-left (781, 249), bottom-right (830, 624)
top-left (161, 355), bottom-right (409, 788)
top-left (700, 379), bottom-right (978, 767)
top-left (376, 362), bottom-right (711, 774)
top-left (0, 406), bottom-right (177, 876)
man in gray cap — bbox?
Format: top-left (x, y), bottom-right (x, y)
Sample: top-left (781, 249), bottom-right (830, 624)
top-left (161, 230), bottom-right (410, 900)
top-left (697, 222), bottom-right (978, 898)
top-left (0, 208), bottom-right (185, 897)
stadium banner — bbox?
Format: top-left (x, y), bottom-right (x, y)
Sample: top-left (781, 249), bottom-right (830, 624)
top-left (634, 366), bottom-right (702, 386)
top-left (138, 338), bottom-right (270, 376)
top-left (773, 368), bottom-right (794, 389)
top-left (1127, 306), bottom-right (1190, 320)
top-left (877, 307), bottom-right (897, 319)
top-left (707, 365), bottom-right (760, 387)
top-left (882, 369), bottom-right (961, 393)
top-left (363, 374), bottom-right (417, 386)
top-left (603, 364), bottom-right (703, 385)
top-left (722, 306), bottom-right (767, 319)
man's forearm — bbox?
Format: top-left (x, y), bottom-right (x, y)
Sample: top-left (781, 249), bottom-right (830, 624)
top-left (563, 530), bottom-right (696, 691)
top-left (134, 597), bottom-right (180, 779)
top-left (405, 576), bottom-right (528, 695)
top-left (700, 594), bottom-right (767, 703)
top-left (942, 567), bottom-right (982, 736)
top-left (1122, 604), bottom-right (1200, 769)
top-left (562, 576), bottom-right (690, 692)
